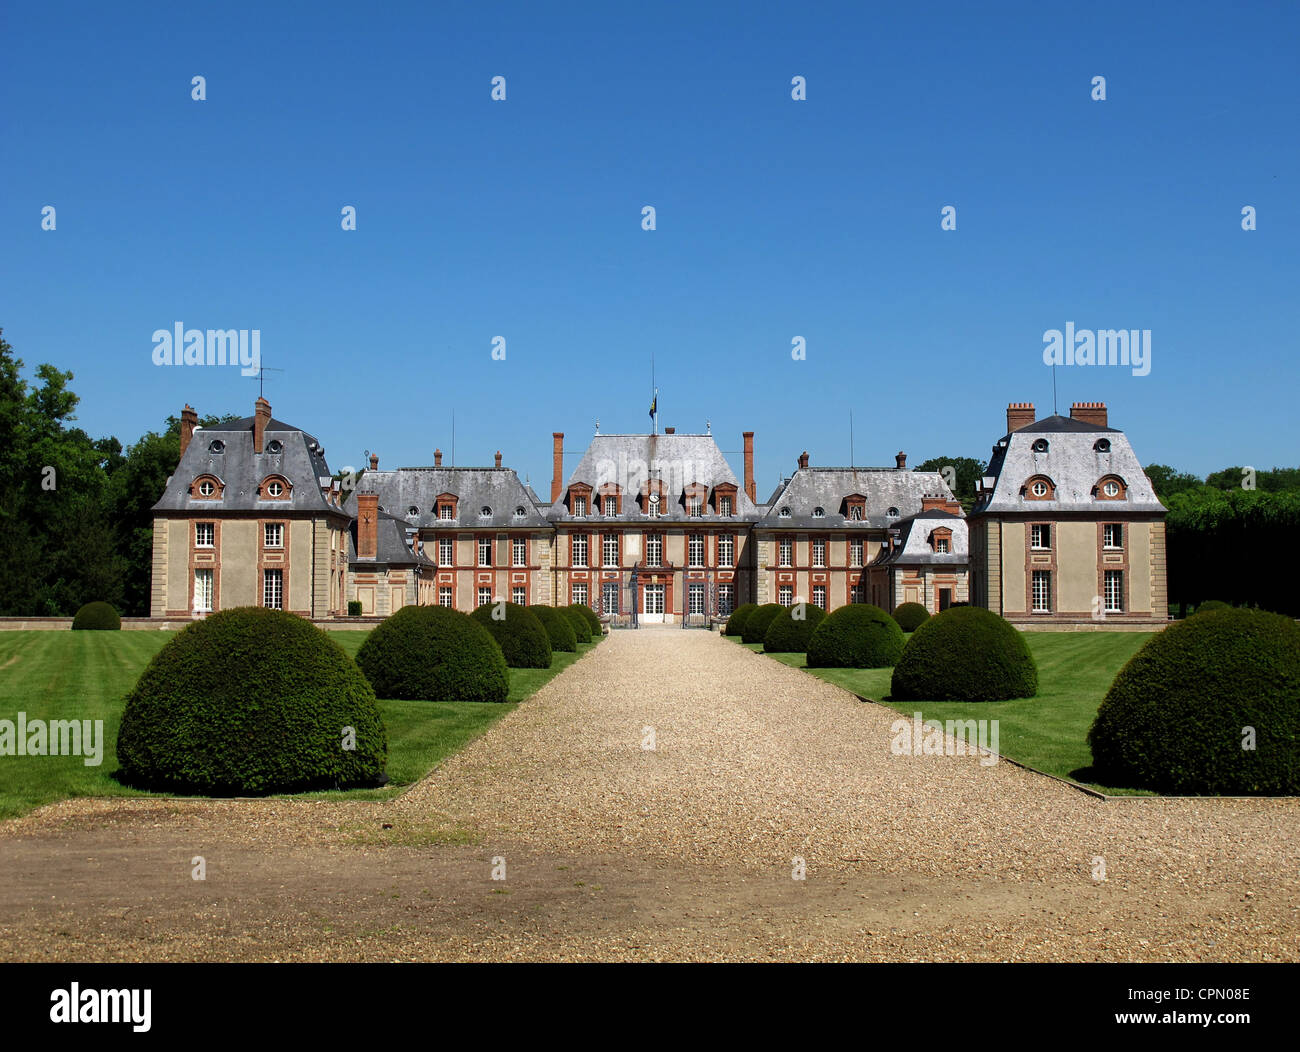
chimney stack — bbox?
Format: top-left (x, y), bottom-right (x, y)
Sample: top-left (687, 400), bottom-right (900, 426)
top-left (742, 432), bottom-right (756, 503)
top-left (921, 493), bottom-right (963, 515)
top-left (368, 453), bottom-right (379, 471)
top-left (179, 404), bottom-right (198, 462)
top-left (1006, 402), bottom-right (1035, 433)
top-left (253, 397), bottom-right (271, 454)
top-left (798, 451), bottom-right (809, 469)
top-left (434, 448), bottom-right (442, 467)
top-left (1070, 401), bottom-right (1109, 429)
top-left (895, 451), bottom-right (907, 470)
top-left (664, 426), bottom-right (675, 434)
top-left (357, 492), bottom-right (379, 559)
top-left (495, 450), bottom-right (503, 468)
top-left (551, 432), bottom-right (565, 502)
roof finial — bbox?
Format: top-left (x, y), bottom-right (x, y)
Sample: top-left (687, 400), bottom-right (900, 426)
top-left (595, 418), bottom-right (600, 435)
top-left (706, 419), bottom-right (711, 434)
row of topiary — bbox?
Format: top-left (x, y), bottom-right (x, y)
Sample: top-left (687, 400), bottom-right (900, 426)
top-left (115, 601), bottom-right (604, 796)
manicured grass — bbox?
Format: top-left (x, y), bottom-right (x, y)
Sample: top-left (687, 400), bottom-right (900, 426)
top-left (742, 631), bottom-right (1156, 794)
top-left (0, 630), bottom-right (601, 819)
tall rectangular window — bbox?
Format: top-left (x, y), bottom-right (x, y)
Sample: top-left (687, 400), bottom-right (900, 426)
top-left (263, 569), bottom-right (283, 610)
top-left (935, 536), bottom-right (949, 554)
top-left (1032, 570), bottom-right (1051, 612)
top-left (1103, 523), bottom-right (1123, 549)
top-left (849, 505), bottom-right (863, 521)
top-left (718, 534), bottom-right (734, 567)
top-left (779, 537), bottom-right (792, 567)
top-left (778, 585), bottom-right (793, 606)
top-left (572, 582), bottom-right (588, 606)
top-left (195, 522), bottom-right (215, 548)
top-left (513, 537), bottom-right (527, 566)
top-left (601, 582), bottom-right (619, 615)
top-left (264, 522), bottom-right (283, 548)
top-left (850, 583), bottom-right (866, 604)
top-left (603, 496), bottom-right (616, 516)
top-left (438, 586), bottom-right (453, 607)
top-left (478, 537), bottom-right (492, 566)
top-left (439, 504), bottom-right (454, 520)
top-left (812, 538), bottom-right (826, 568)
top-left (718, 496), bottom-right (732, 516)
top-left (573, 496), bottom-right (587, 517)
top-left (1031, 524), bottom-right (1051, 550)
top-left (439, 537), bottom-right (453, 565)
top-left (812, 585), bottom-right (826, 609)
top-left (1104, 570), bottom-right (1124, 612)
top-left (478, 586), bottom-right (492, 607)
top-left (686, 497), bottom-right (702, 518)
top-left (645, 533), bottom-right (663, 565)
top-left (194, 569), bottom-right (214, 612)
top-left (603, 533), bottom-right (619, 567)
top-left (850, 537), bottom-right (863, 567)
top-left (572, 534), bottom-right (588, 567)
top-left (688, 534), bottom-right (704, 567)
top-left (512, 586), bottom-right (526, 605)
top-left (647, 495), bottom-right (661, 518)
top-left (717, 583), bottom-right (735, 615)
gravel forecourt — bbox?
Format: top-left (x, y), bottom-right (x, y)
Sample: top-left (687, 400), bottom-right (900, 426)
top-left (1, 628), bottom-right (1296, 962)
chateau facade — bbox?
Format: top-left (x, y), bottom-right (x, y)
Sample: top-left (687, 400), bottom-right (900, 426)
top-left (151, 398), bottom-right (1167, 629)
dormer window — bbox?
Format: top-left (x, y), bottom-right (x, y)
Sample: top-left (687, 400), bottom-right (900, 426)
top-left (199, 480), bottom-right (215, 496)
top-left (191, 475), bottom-right (224, 499)
top-left (208, 440), bottom-right (225, 454)
top-left (779, 507), bottom-right (791, 518)
top-left (439, 504), bottom-right (454, 520)
top-left (718, 496), bottom-right (733, 516)
top-left (647, 493), bottom-right (661, 518)
top-left (1094, 438), bottom-right (1111, 453)
top-left (259, 477), bottom-right (291, 501)
top-left (435, 491), bottom-right (458, 520)
top-left (849, 506), bottom-right (863, 521)
top-left (266, 439), bottom-right (283, 454)
top-left (408, 506), bottom-right (419, 517)
top-left (573, 496), bottom-right (587, 516)
top-left (931, 526), bottom-right (953, 554)
top-left (1025, 475), bottom-right (1055, 500)
top-left (1096, 475), bottom-right (1127, 500)
top-left (1032, 438), bottom-right (1050, 453)
top-left (480, 505), bottom-right (492, 518)
top-left (886, 507), bottom-right (899, 518)
top-left (603, 496), bottom-right (616, 516)
top-left (813, 507), bottom-right (825, 518)
top-left (514, 506), bottom-right (526, 518)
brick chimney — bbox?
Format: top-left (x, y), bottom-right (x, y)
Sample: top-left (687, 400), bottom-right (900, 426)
top-left (798, 451), bottom-right (809, 469)
top-left (1070, 401), bottom-right (1108, 428)
top-left (664, 426), bottom-right (675, 434)
top-left (357, 492), bottom-right (379, 559)
top-left (495, 450), bottom-right (503, 468)
top-left (743, 431), bottom-right (755, 503)
top-left (368, 453), bottom-right (379, 471)
top-left (179, 404), bottom-right (198, 461)
top-left (1006, 402), bottom-right (1035, 433)
top-left (551, 432), bottom-right (564, 502)
top-left (895, 451), bottom-right (907, 470)
top-left (253, 397), bottom-right (271, 454)
top-left (434, 448), bottom-right (442, 467)
top-left (921, 493), bottom-right (963, 515)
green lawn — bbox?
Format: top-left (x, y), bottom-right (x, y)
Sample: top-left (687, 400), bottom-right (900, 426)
top-left (0, 630), bottom-right (600, 819)
top-left (731, 631), bottom-right (1155, 794)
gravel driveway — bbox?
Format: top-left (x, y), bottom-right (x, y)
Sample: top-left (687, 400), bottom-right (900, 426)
top-left (1, 628), bottom-right (1296, 961)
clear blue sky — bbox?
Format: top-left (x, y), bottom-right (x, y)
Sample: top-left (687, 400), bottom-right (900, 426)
top-left (2, 0), bottom-right (1296, 490)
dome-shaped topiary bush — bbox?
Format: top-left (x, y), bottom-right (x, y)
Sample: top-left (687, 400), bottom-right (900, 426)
top-left (570, 603), bottom-right (603, 636)
top-left (891, 606), bottom-right (1037, 701)
top-left (470, 602), bottom-right (552, 669)
top-left (72, 601), bottom-right (121, 630)
top-left (116, 607), bottom-right (386, 794)
top-left (741, 603), bottom-right (784, 644)
top-left (725, 603), bottom-right (758, 637)
top-left (763, 602), bottom-right (827, 653)
top-left (892, 602), bottom-right (930, 633)
top-left (807, 603), bottom-right (905, 668)
top-left (356, 605), bottom-right (508, 702)
top-left (531, 605), bottom-right (578, 652)
top-left (1088, 608), bottom-right (1300, 794)
top-left (561, 605), bottom-right (592, 643)
top-left (1195, 600), bottom-right (1231, 614)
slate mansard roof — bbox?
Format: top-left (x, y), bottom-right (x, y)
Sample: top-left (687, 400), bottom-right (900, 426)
top-left (347, 512), bottom-right (435, 568)
top-left (872, 510), bottom-right (970, 567)
top-left (342, 467), bottom-right (551, 530)
top-left (759, 467), bottom-right (959, 529)
top-left (552, 433), bottom-right (763, 522)
top-left (153, 416), bottom-right (346, 517)
top-left (974, 414), bottom-right (1166, 516)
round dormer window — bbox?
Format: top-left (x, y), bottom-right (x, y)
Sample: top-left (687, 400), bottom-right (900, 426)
top-left (1032, 439), bottom-right (1049, 453)
top-left (480, 506), bottom-right (491, 517)
top-left (1031, 481), bottom-right (1049, 497)
top-left (1103, 480), bottom-right (1120, 497)
top-left (887, 507), bottom-right (899, 518)
top-left (198, 480), bottom-right (215, 496)
top-left (267, 481), bottom-right (284, 497)
top-left (813, 507), bottom-right (824, 518)
top-left (1094, 438), bottom-right (1111, 453)
top-left (515, 506), bottom-right (526, 517)
top-left (649, 493), bottom-right (660, 505)
top-left (408, 506), bottom-right (419, 517)
top-left (208, 439), bottom-right (225, 454)
top-left (266, 439), bottom-right (283, 454)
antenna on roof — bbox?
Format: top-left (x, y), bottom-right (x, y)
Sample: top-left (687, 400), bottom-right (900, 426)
top-left (850, 409), bottom-right (855, 468)
top-left (1052, 364), bottom-right (1059, 416)
top-left (451, 409), bottom-right (455, 468)
top-left (252, 364), bottom-right (284, 399)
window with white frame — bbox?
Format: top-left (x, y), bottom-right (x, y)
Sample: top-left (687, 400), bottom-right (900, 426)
top-left (850, 583), bottom-right (866, 604)
top-left (439, 503), bottom-right (454, 520)
top-left (478, 587), bottom-right (492, 607)
top-left (646, 494), bottom-right (661, 518)
top-left (717, 583), bottom-right (735, 615)
top-left (1032, 570), bottom-right (1051, 612)
top-left (478, 537), bottom-right (492, 566)
top-left (688, 584), bottom-right (705, 614)
top-left (263, 569), bottom-right (283, 609)
top-left (573, 495), bottom-right (587, 517)
top-left (645, 533), bottom-right (662, 565)
top-left (194, 568), bottom-right (214, 612)
top-left (935, 535), bottom-right (949, 554)
top-left (601, 582), bottom-right (619, 615)
top-left (513, 537), bottom-right (527, 566)
top-left (602, 533), bottom-right (619, 567)
top-left (687, 497), bottom-right (702, 518)
top-left (779, 537), bottom-right (792, 567)
top-left (264, 522), bottom-right (283, 548)
top-left (688, 534), bottom-right (704, 567)
top-left (849, 504), bottom-right (863, 521)
top-left (438, 586), bottom-right (452, 607)
top-left (512, 586), bottom-right (526, 605)
top-left (812, 538), bottom-right (826, 567)
top-left (1031, 523), bottom-right (1051, 550)
top-left (1104, 570), bottom-right (1124, 613)
top-left (195, 522), bottom-right (215, 548)
top-left (439, 537), bottom-right (453, 565)
top-left (603, 496), bottom-right (616, 516)
top-left (718, 534), bottom-right (734, 567)
top-left (718, 496), bottom-right (733, 516)
top-left (572, 534), bottom-right (588, 567)
top-left (778, 585), bottom-right (793, 606)
top-left (812, 585), bottom-right (826, 609)
top-left (850, 537), bottom-right (863, 567)
top-left (572, 582), bottom-right (588, 606)
top-left (1103, 523), bottom-right (1123, 549)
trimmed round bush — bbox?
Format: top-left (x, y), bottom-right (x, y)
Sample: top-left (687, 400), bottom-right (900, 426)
top-left (725, 603), bottom-right (758, 637)
top-left (561, 605), bottom-right (592, 643)
top-left (532, 605), bottom-right (578, 652)
top-left (891, 606), bottom-right (1037, 701)
top-left (1195, 599), bottom-right (1231, 614)
top-left (116, 607), bottom-right (386, 794)
top-left (892, 602), bottom-right (930, 633)
top-left (356, 605), bottom-right (508, 702)
top-left (72, 601), bottom-right (121, 630)
top-left (807, 604), bottom-right (905, 668)
top-left (741, 603), bottom-right (784, 644)
top-left (471, 602), bottom-right (552, 669)
top-left (570, 603), bottom-right (603, 635)
top-left (763, 602), bottom-right (827, 653)
top-left (1088, 608), bottom-right (1300, 794)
